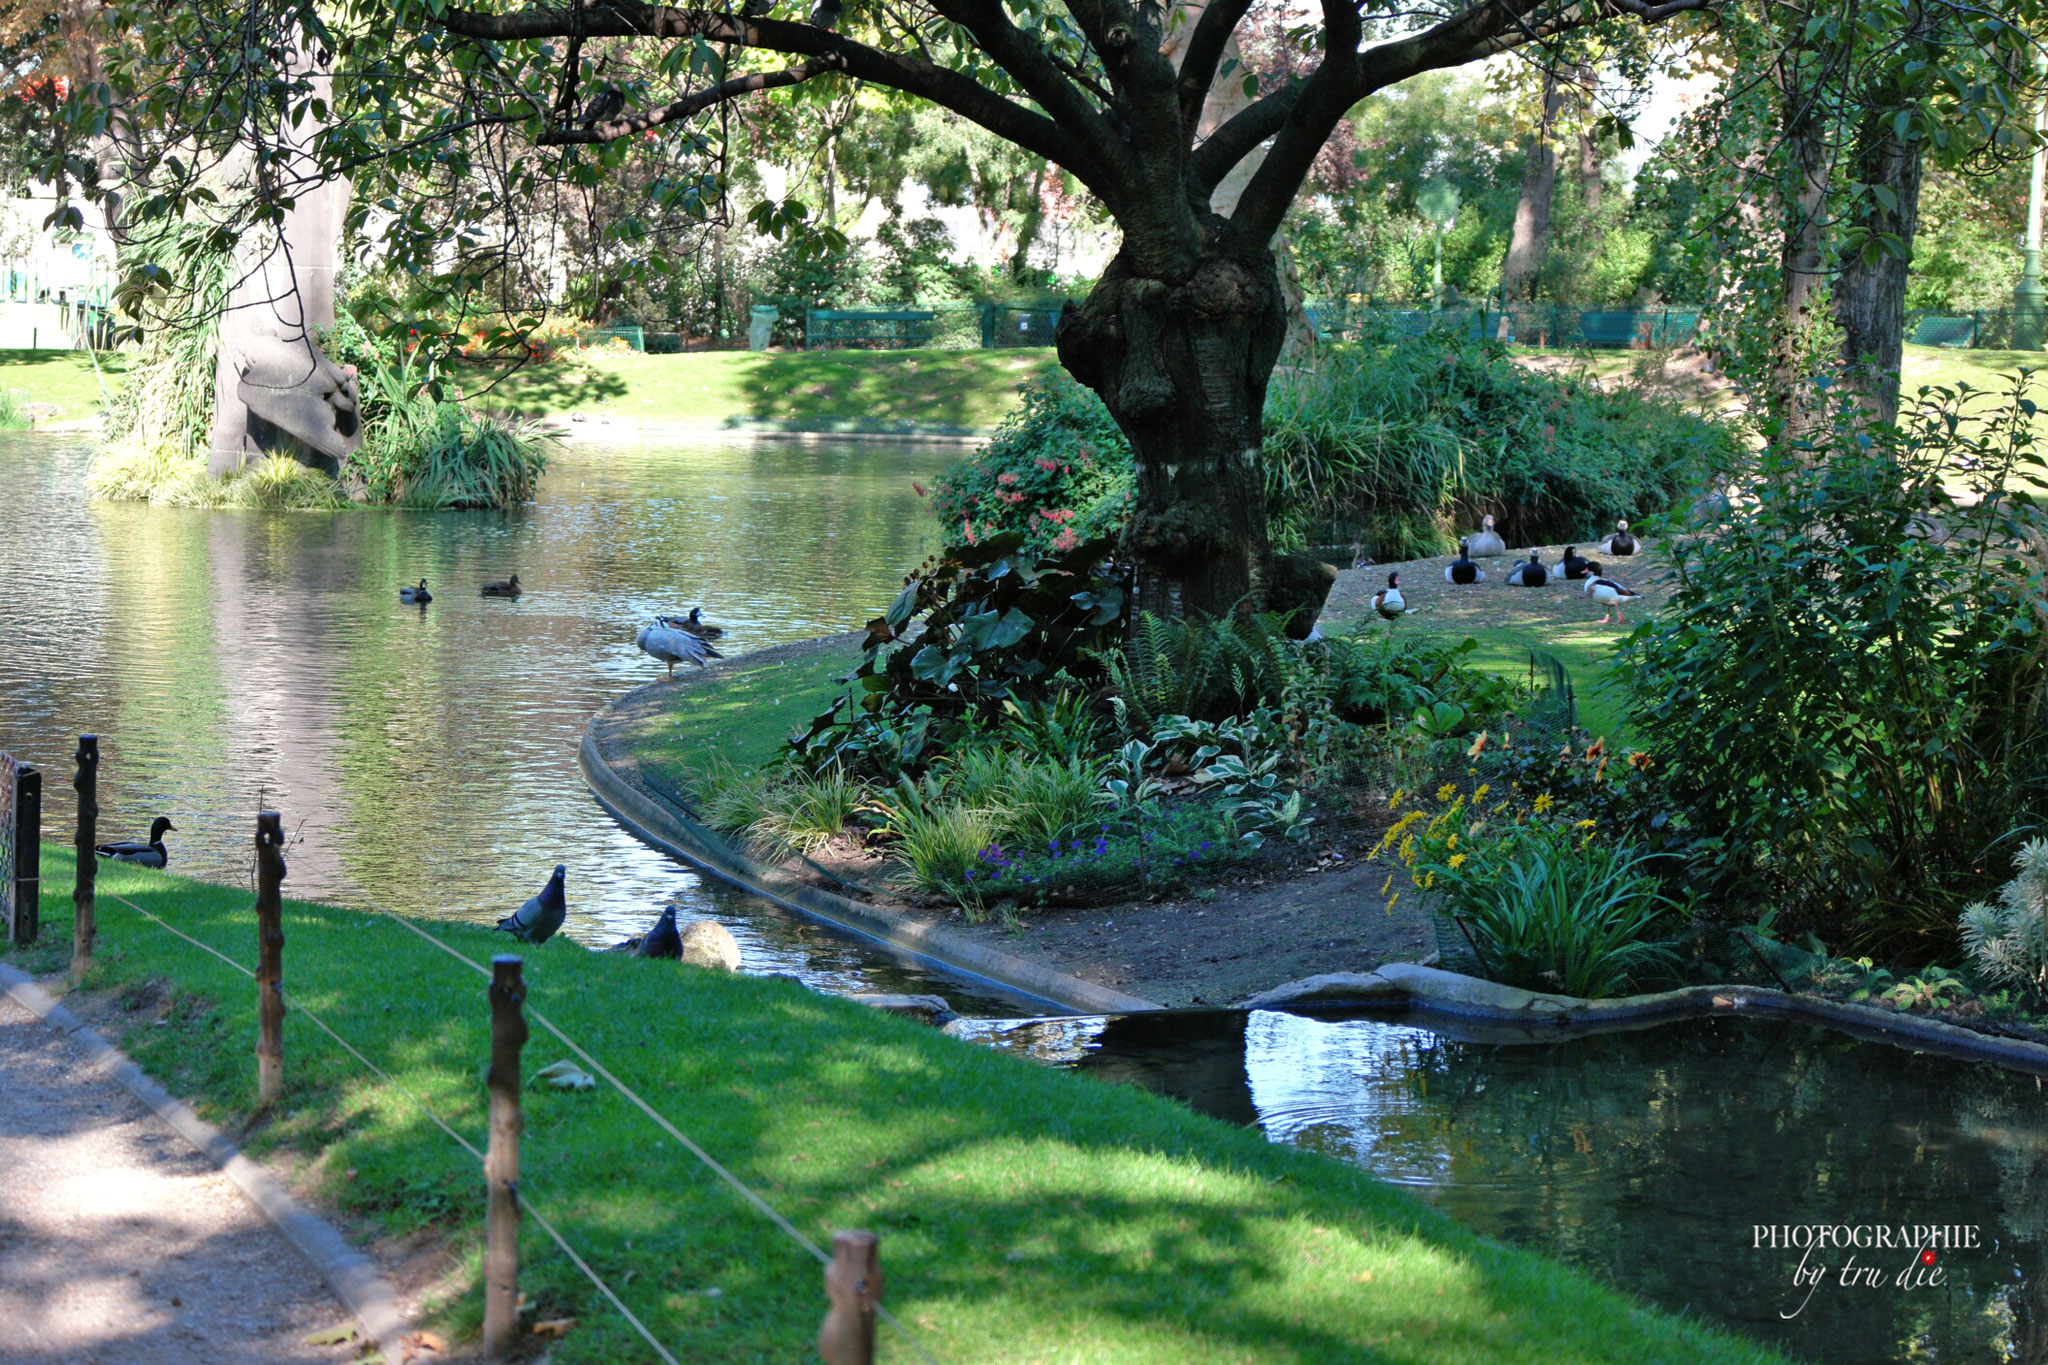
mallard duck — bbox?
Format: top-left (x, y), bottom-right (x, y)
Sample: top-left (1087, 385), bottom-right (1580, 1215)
top-left (481, 574), bottom-right (523, 598)
top-left (1584, 574), bottom-right (1643, 624)
top-left (1560, 547), bottom-right (1602, 581)
top-left (1372, 572), bottom-right (1406, 625)
top-left (636, 622), bottom-right (722, 679)
top-left (1467, 514), bottom-right (1508, 558)
top-left (656, 607), bottom-right (725, 641)
top-left (496, 865), bottom-right (566, 945)
top-left (96, 817), bottom-right (176, 869)
top-left (1505, 551), bottom-right (1549, 587)
top-left (400, 578), bottom-right (432, 604)
top-left (637, 905), bottom-right (682, 959)
top-left (1444, 540), bottom-right (1485, 585)
top-left (1600, 520), bottom-right (1638, 556)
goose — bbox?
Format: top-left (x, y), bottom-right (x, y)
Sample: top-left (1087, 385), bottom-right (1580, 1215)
top-left (1584, 574), bottom-right (1643, 624)
top-left (637, 621), bottom-right (723, 678)
top-left (1349, 540), bottom-right (1373, 570)
top-left (1443, 540), bottom-right (1485, 585)
top-left (1504, 551), bottom-right (1549, 587)
top-left (480, 574), bottom-right (523, 598)
top-left (637, 905), bottom-right (682, 960)
top-left (1560, 547), bottom-right (1601, 581)
top-left (399, 578), bottom-right (432, 604)
top-left (1372, 572), bottom-right (1406, 626)
top-left (96, 817), bottom-right (175, 869)
top-left (1600, 520), bottom-right (1638, 556)
top-left (1467, 514), bottom-right (1508, 558)
top-left (496, 865), bottom-right (567, 945)
top-left (655, 607), bottom-right (725, 641)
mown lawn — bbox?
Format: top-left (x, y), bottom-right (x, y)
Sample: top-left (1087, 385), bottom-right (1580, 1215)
top-left (5, 848), bottom-right (1783, 1365)
top-left (0, 347), bottom-right (128, 420)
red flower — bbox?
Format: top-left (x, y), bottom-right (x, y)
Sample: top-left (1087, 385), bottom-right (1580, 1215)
top-left (1035, 457), bottom-right (1060, 472)
top-left (912, 481), bottom-right (927, 497)
top-left (1051, 528), bottom-right (1079, 551)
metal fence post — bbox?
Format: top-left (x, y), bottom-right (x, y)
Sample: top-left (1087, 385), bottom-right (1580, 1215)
top-left (818, 1229), bottom-right (882, 1365)
top-left (71, 736), bottom-right (98, 984)
top-left (14, 766), bottom-right (39, 945)
top-left (484, 955), bottom-right (528, 1359)
top-left (254, 812), bottom-right (287, 1103)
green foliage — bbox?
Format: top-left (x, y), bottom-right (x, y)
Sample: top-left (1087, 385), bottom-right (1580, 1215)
top-left (1616, 379), bottom-right (2048, 957)
top-left (679, 754), bottom-right (789, 834)
top-left (743, 767), bottom-right (866, 858)
top-left (865, 782), bottom-right (1003, 908)
top-left (929, 375), bottom-right (1133, 552)
top-left (1263, 328), bottom-right (1734, 554)
top-left (1959, 838), bottom-right (2048, 999)
top-left (344, 355), bottom-right (553, 509)
top-left (0, 388), bottom-right (23, 429)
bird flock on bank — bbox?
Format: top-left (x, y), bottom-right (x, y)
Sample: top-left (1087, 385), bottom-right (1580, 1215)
top-left (1373, 514), bottom-right (1645, 629)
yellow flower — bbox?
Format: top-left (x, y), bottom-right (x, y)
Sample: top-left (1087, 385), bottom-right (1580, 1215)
top-left (1381, 873), bottom-right (1394, 897)
top-left (1385, 892), bottom-right (1400, 915)
top-left (1576, 818), bottom-right (1598, 829)
top-left (1533, 792), bottom-right (1556, 815)
top-left (1466, 730), bottom-right (1490, 758)
top-left (1472, 783), bottom-right (1491, 804)
top-left (1421, 871), bottom-right (1436, 890)
top-left (1389, 787), bottom-right (1406, 810)
top-left (1399, 835), bottom-right (1418, 865)
top-left (1447, 833), bottom-right (1458, 850)
top-left (1437, 783), bottom-right (1457, 803)
top-left (1448, 852), bottom-right (1467, 869)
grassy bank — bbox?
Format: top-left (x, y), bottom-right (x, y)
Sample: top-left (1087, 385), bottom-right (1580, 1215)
top-left (4, 847), bottom-right (1780, 1364)
top-left (462, 349), bottom-right (1064, 432)
top-left (0, 348), bottom-right (128, 421)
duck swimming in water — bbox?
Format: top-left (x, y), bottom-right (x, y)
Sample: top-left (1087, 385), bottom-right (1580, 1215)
top-left (656, 607), bottom-right (724, 641)
top-left (481, 574), bottom-right (523, 598)
top-left (1444, 541), bottom-right (1485, 585)
top-left (96, 817), bottom-right (176, 869)
top-left (400, 578), bottom-right (432, 604)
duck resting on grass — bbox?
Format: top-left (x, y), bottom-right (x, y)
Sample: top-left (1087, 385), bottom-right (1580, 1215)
top-left (1372, 572), bottom-right (1407, 627)
top-left (1560, 547), bottom-right (1601, 581)
top-left (637, 905), bottom-right (682, 959)
top-left (1467, 514), bottom-right (1508, 558)
top-left (1505, 551), bottom-right (1549, 587)
top-left (400, 578), bottom-right (432, 604)
top-left (1584, 574), bottom-right (1643, 625)
top-left (96, 817), bottom-right (175, 869)
top-left (497, 865), bottom-right (567, 945)
top-left (1600, 520), bottom-right (1638, 556)
top-left (655, 606), bottom-right (724, 640)
top-left (1444, 540), bottom-right (1485, 585)
top-left (480, 574), bottom-right (523, 598)
top-left (637, 621), bottom-right (723, 679)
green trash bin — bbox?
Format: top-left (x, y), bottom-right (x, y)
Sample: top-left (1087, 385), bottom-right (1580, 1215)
top-left (749, 305), bottom-right (779, 352)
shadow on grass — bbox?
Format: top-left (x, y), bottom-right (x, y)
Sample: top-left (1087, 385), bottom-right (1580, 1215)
top-left (736, 350), bottom-right (1056, 430)
top-left (453, 359), bottom-right (630, 415)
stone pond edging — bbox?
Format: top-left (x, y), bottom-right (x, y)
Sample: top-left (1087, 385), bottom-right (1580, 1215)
top-left (580, 675), bottom-right (1161, 1017)
top-left (1244, 964), bottom-right (2048, 1076)
top-left (0, 964), bottom-right (415, 1361)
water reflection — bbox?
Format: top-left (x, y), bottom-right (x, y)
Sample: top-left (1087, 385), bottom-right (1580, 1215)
top-left (0, 431), bottom-right (1035, 1011)
top-left (964, 1007), bottom-right (2048, 1364)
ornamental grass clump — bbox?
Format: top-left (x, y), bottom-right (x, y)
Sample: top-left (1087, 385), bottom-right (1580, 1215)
top-left (743, 768), bottom-right (867, 858)
top-left (1959, 838), bottom-right (2048, 999)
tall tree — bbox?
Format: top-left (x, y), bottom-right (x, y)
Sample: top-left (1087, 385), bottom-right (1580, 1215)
top-left (1501, 68), bottom-right (1568, 301)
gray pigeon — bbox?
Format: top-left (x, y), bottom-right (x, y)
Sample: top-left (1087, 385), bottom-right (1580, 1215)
top-left (637, 905), bottom-right (682, 959)
top-left (636, 622), bottom-right (722, 679)
top-left (497, 865), bottom-right (567, 945)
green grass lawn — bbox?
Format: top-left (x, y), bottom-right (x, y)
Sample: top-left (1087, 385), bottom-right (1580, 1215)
top-left (623, 639), bottom-right (860, 797)
top-left (0, 348), bottom-right (128, 420)
top-left (4, 849), bottom-right (1782, 1364)
top-left (460, 349), bottom-right (1063, 432)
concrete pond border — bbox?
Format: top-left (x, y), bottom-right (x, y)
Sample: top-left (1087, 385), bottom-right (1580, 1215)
top-left (580, 682), bottom-right (1160, 1017)
top-left (0, 964), bottom-right (415, 1362)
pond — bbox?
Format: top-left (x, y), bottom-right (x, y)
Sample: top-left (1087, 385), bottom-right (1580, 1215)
top-left (0, 429), bottom-right (1040, 1011)
top-left (956, 1008), bottom-right (2048, 1364)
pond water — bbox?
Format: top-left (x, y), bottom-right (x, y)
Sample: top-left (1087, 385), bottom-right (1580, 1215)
top-left (955, 1008), bottom-right (2048, 1364)
top-left (0, 429), bottom-right (1040, 1011)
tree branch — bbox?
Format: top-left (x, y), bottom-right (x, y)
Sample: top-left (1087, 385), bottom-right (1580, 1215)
top-left (1175, 0), bottom-right (1258, 140)
top-left (539, 53), bottom-right (846, 142)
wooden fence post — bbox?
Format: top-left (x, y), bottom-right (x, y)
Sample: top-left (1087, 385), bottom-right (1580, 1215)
top-left (71, 736), bottom-right (98, 985)
top-left (818, 1229), bottom-right (882, 1365)
top-left (254, 811), bottom-right (287, 1104)
top-left (12, 765), bottom-right (37, 946)
top-left (484, 955), bottom-right (528, 1360)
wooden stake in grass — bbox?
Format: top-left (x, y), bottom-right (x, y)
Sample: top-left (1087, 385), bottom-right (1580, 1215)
top-left (254, 811), bottom-right (287, 1104)
top-left (71, 736), bottom-right (98, 985)
top-left (12, 765), bottom-right (38, 946)
top-left (818, 1230), bottom-right (882, 1365)
top-left (484, 954), bottom-right (528, 1360)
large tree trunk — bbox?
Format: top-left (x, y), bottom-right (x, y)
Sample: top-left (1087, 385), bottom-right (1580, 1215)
top-left (1501, 71), bottom-right (1565, 302)
top-left (1057, 232), bottom-right (1284, 620)
top-left (1832, 82), bottom-right (1926, 425)
top-left (1576, 64), bottom-right (1604, 255)
top-left (1770, 47), bottom-right (1831, 437)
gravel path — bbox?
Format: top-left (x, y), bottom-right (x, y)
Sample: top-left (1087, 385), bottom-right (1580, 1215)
top-left (0, 994), bottom-right (360, 1365)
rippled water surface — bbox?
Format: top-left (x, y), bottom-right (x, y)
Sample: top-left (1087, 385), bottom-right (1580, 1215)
top-left (0, 430), bottom-right (1038, 1010)
top-left (953, 1009), bottom-right (2048, 1364)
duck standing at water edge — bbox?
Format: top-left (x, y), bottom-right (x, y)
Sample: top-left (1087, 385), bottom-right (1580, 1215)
top-left (96, 817), bottom-right (176, 868)
top-left (637, 621), bottom-right (722, 678)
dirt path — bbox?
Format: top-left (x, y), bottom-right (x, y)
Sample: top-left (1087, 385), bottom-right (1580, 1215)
top-left (0, 994), bottom-right (360, 1365)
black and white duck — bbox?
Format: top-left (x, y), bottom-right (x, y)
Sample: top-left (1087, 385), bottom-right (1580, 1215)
top-left (1467, 514), bottom-right (1508, 558)
top-left (1584, 574), bottom-right (1643, 624)
top-left (1560, 547), bottom-right (1601, 581)
top-left (496, 865), bottom-right (567, 945)
top-left (1372, 572), bottom-right (1407, 625)
top-left (400, 578), bottom-right (432, 604)
top-left (96, 817), bottom-right (175, 869)
top-left (637, 905), bottom-right (682, 960)
top-left (1600, 520), bottom-right (1638, 556)
top-left (480, 574), bottom-right (523, 598)
top-left (637, 621), bottom-right (723, 679)
top-left (1443, 540), bottom-right (1485, 585)
top-left (1504, 551), bottom-right (1549, 587)
top-left (656, 607), bottom-right (725, 640)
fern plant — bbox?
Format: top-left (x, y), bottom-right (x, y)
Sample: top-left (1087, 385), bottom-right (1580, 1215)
top-left (1105, 610), bottom-right (1302, 730)
top-left (1959, 838), bottom-right (2048, 998)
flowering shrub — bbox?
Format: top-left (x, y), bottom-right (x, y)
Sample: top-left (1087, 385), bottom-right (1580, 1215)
top-left (929, 375), bottom-right (1134, 552)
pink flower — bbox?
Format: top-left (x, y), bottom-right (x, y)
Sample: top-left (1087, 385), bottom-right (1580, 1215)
top-left (1035, 457), bottom-right (1060, 472)
top-left (912, 481), bottom-right (927, 497)
top-left (996, 472), bottom-right (1018, 485)
top-left (1051, 528), bottom-right (1078, 551)
top-left (963, 518), bottom-right (977, 545)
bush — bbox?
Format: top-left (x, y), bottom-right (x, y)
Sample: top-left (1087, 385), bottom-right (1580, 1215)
top-left (1615, 379), bottom-right (2048, 958)
top-left (1959, 838), bottom-right (2048, 1000)
top-left (744, 768), bottom-right (867, 858)
top-left (345, 360), bottom-right (552, 510)
top-left (929, 375), bottom-right (1133, 553)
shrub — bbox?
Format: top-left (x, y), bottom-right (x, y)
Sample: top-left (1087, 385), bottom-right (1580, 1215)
top-left (928, 375), bottom-right (1133, 552)
top-left (993, 755), bottom-right (1111, 848)
top-left (1959, 838), bottom-right (2048, 1000)
top-left (345, 354), bottom-right (552, 509)
top-left (680, 756), bottom-right (790, 835)
top-left (1615, 379), bottom-right (2048, 958)
top-left (0, 389), bottom-right (24, 429)
top-left (744, 768), bottom-right (869, 858)
top-left (866, 786), bottom-right (1002, 906)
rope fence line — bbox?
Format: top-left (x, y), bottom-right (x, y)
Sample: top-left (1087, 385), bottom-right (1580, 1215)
top-left (98, 886), bottom-right (687, 1365)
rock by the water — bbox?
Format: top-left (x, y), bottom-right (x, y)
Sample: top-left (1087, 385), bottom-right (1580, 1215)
top-left (846, 993), bottom-right (958, 1027)
top-left (679, 919), bottom-right (742, 971)
top-left (1240, 971), bottom-right (1407, 1010)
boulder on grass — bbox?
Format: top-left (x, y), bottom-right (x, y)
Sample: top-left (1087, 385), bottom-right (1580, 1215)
top-left (680, 919), bottom-right (742, 971)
